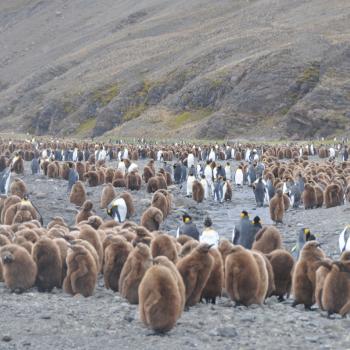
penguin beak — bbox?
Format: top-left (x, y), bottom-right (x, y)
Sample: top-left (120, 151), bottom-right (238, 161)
top-left (2, 254), bottom-right (13, 264)
top-left (63, 235), bottom-right (72, 242)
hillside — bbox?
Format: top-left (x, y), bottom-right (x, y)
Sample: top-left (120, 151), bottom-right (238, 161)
top-left (0, 0), bottom-right (350, 140)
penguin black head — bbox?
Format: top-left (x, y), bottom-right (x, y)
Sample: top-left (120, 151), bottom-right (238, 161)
top-left (203, 216), bottom-right (212, 228)
top-left (240, 210), bottom-right (249, 218)
top-left (304, 228), bottom-right (315, 241)
top-left (253, 216), bottom-right (261, 225)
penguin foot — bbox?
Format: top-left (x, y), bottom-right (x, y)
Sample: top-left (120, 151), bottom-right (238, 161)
top-left (278, 296), bottom-right (285, 302)
top-left (146, 331), bottom-right (168, 337)
top-left (184, 306), bottom-right (190, 312)
top-left (327, 311), bottom-right (335, 319)
top-left (13, 288), bottom-right (24, 294)
top-left (211, 298), bottom-right (216, 305)
top-left (291, 300), bottom-right (299, 308)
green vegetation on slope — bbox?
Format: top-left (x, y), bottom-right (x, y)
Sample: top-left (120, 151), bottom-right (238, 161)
top-left (168, 109), bottom-right (212, 129)
top-left (91, 83), bottom-right (120, 107)
top-left (297, 62), bottom-right (320, 84)
top-left (123, 104), bottom-right (147, 121)
top-left (76, 117), bottom-right (97, 135)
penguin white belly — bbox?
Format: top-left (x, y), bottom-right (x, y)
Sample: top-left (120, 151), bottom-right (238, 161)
top-left (339, 227), bottom-right (350, 252)
top-left (187, 155), bottom-right (194, 169)
top-left (201, 180), bottom-right (209, 199)
top-left (118, 163), bottom-right (126, 174)
top-left (235, 170), bottom-right (243, 185)
top-left (209, 151), bottom-right (215, 161)
top-left (187, 178), bottom-right (195, 196)
top-left (128, 163), bottom-right (138, 172)
top-left (225, 168), bottom-right (231, 181)
top-left (264, 191), bottom-right (270, 205)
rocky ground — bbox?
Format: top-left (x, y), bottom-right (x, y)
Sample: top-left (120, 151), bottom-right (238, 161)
top-left (1, 158), bottom-right (350, 349)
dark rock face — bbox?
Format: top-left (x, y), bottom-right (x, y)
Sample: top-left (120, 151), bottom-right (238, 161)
top-left (0, 0), bottom-right (350, 139)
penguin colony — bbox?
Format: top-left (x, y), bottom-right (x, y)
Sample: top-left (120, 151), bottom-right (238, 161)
top-left (1, 140), bottom-right (350, 334)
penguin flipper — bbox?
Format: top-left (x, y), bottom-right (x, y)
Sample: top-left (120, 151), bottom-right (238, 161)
top-left (339, 227), bottom-right (347, 253)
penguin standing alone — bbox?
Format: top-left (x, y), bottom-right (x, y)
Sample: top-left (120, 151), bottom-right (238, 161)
top-left (233, 211), bottom-right (257, 249)
top-left (253, 178), bottom-right (266, 207)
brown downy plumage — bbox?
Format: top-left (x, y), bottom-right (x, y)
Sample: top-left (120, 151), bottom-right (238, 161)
top-left (75, 200), bottom-right (94, 224)
top-left (201, 248), bottom-right (224, 304)
top-left (104, 236), bottom-right (133, 292)
top-left (1, 195), bottom-right (21, 224)
top-left (63, 244), bottom-right (97, 297)
top-left (269, 189), bottom-right (284, 223)
top-left (155, 189), bottom-right (172, 216)
top-left (192, 180), bottom-right (204, 203)
top-left (78, 224), bottom-right (103, 272)
top-left (176, 243), bottom-right (214, 307)
top-left (251, 251), bottom-right (269, 302)
top-left (139, 256), bottom-right (185, 333)
top-left (69, 181), bottom-right (87, 207)
top-left (126, 171), bottom-right (141, 191)
top-left (100, 183), bottom-right (116, 209)
top-left (315, 258), bottom-right (333, 311)
top-left (324, 184), bottom-right (342, 208)
top-left (84, 171), bottom-right (99, 187)
top-left (292, 241), bottom-right (326, 309)
top-left (140, 207), bottom-right (163, 232)
top-left (10, 178), bottom-right (28, 199)
top-left (119, 243), bottom-right (152, 304)
top-left (143, 166), bottom-right (155, 183)
top-left (151, 192), bottom-right (168, 219)
top-left (150, 233), bottom-right (178, 263)
top-left (177, 234), bottom-right (194, 246)
top-left (252, 226), bottom-right (282, 254)
top-left (32, 237), bottom-right (62, 291)
top-left (318, 251), bottom-right (350, 316)
top-left (0, 244), bottom-right (37, 292)
top-left (303, 183), bottom-right (316, 209)
top-left (265, 249), bottom-right (294, 301)
top-left (179, 240), bottom-right (199, 258)
top-left (53, 238), bottom-right (69, 286)
top-left (147, 177), bottom-right (160, 193)
top-left (225, 245), bottom-right (262, 306)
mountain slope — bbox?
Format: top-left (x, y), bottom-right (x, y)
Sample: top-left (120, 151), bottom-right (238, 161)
top-left (1, 0), bottom-right (350, 140)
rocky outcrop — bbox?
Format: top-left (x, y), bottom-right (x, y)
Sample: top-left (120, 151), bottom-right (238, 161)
top-left (0, 0), bottom-right (349, 139)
